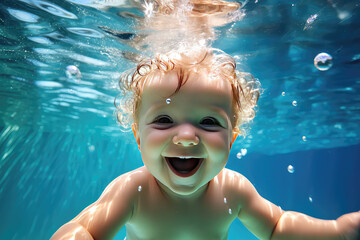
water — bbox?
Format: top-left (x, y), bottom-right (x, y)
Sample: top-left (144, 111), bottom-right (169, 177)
top-left (0, 0), bottom-right (360, 239)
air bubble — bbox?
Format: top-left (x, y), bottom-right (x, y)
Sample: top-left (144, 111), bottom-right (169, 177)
top-left (241, 149), bottom-right (247, 156)
top-left (138, 186), bottom-right (142, 192)
top-left (314, 53), bottom-right (333, 71)
top-left (166, 98), bottom-right (171, 104)
top-left (224, 197), bottom-right (227, 204)
top-left (302, 136), bottom-right (307, 141)
top-left (88, 145), bottom-right (95, 152)
top-left (282, 92), bottom-right (285, 96)
top-left (287, 165), bottom-right (295, 174)
top-left (66, 65), bottom-right (81, 82)
top-left (309, 196), bottom-right (313, 202)
top-left (292, 101), bottom-right (297, 106)
top-left (228, 208), bottom-right (232, 215)
top-left (236, 152), bottom-right (242, 159)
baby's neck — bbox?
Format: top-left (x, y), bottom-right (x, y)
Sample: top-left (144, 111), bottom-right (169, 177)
top-left (154, 178), bottom-right (210, 202)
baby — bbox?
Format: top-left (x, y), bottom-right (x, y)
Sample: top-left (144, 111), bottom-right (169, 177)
top-left (51, 48), bottom-right (360, 240)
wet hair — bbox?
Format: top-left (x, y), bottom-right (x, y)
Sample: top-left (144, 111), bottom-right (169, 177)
top-left (115, 47), bottom-right (260, 135)
top-left (150, 0), bottom-right (241, 17)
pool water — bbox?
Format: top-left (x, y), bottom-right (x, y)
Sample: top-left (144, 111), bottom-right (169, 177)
top-left (0, 0), bottom-right (359, 239)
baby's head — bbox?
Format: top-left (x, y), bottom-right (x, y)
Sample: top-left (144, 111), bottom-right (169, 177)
top-left (116, 47), bottom-right (260, 195)
top-left (116, 47), bottom-right (260, 135)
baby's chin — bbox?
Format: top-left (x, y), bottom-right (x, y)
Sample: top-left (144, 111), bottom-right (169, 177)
top-left (156, 177), bottom-right (209, 198)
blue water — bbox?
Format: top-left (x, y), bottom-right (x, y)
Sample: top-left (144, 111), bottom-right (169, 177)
top-left (1, 0), bottom-right (360, 239)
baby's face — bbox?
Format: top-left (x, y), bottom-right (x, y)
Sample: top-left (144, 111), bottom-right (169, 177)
top-left (134, 70), bottom-right (237, 197)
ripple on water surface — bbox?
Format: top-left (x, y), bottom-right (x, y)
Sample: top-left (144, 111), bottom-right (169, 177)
top-left (67, 27), bottom-right (104, 38)
top-left (7, 8), bottom-right (40, 23)
top-left (30, 0), bottom-right (78, 19)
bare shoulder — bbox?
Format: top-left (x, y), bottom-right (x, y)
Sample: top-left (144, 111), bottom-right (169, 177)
top-left (70, 166), bottom-right (152, 239)
top-left (219, 168), bottom-right (260, 206)
top-left (220, 168), bottom-right (254, 190)
top-left (89, 166), bottom-right (149, 203)
top-left (108, 166), bottom-right (152, 194)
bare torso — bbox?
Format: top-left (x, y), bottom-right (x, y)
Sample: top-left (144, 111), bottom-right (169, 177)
top-left (68, 166), bottom-right (278, 240)
top-left (125, 167), bottom-right (240, 240)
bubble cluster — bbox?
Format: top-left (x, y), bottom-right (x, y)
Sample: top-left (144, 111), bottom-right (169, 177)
top-left (304, 14), bottom-right (318, 30)
top-left (314, 52), bottom-right (333, 71)
top-left (287, 165), bottom-right (295, 174)
top-left (236, 149), bottom-right (247, 159)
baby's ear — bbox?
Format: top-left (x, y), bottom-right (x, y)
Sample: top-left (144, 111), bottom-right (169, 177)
top-left (230, 131), bottom-right (238, 149)
top-left (131, 123), bottom-right (141, 151)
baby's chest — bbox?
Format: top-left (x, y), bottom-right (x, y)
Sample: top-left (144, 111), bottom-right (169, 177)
top-left (126, 195), bottom-right (238, 240)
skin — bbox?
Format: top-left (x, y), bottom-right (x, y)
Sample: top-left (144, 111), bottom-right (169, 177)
top-left (51, 70), bottom-right (360, 240)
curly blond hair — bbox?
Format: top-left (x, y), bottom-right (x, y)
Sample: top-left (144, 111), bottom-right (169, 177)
top-left (115, 47), bottom-right (260, 135)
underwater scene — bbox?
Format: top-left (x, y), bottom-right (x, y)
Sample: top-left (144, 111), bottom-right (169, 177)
top-left (0, 0), bottom-right (360, 239)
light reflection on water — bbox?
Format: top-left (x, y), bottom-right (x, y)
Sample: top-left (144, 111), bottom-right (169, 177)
top-left (0, 0), bottom-right (359, 153)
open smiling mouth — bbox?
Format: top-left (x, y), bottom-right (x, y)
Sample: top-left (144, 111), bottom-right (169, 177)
top-left (165, 157), bottom-right (204, 177)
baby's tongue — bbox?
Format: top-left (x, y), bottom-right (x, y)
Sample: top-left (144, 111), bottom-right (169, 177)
top-left (169, 157), bottom-right (199, 173)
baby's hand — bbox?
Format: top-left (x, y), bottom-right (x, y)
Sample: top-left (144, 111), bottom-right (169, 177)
top-left (337, 211), bottom-right (360, 240)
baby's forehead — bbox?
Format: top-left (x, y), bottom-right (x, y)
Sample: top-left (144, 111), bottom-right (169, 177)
top-left (139, 70), bottom-right (234, 113)
top-left (142, 70), bottom-right (232, 95)
top-left (142, 71), bottom-right (180, 95)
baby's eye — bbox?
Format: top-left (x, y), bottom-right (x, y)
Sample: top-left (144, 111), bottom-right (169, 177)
top-left (200, 117), bottom-right (222, 128)
top-left (152, 115), bottom-right (173, 125)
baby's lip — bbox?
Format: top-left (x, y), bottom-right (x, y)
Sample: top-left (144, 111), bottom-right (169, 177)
top-left (165, 156), bottom-right (204, 178)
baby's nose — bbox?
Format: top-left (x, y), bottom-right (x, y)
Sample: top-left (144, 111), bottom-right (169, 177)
top-left (172, 124), bottom-right (199, 147)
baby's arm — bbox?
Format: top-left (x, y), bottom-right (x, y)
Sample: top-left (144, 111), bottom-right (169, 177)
top-left (51, 170), bottom-right (141, 240)
top-left (232, 171), bottom-right (360, 240)
top-left (270, 210), bottom-right (360, 240)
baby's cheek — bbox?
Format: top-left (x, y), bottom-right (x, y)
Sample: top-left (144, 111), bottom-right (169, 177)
top-left (204, 132), bottom-right (230, 159)
top-left (141, 129), bottom-right (169, 154)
